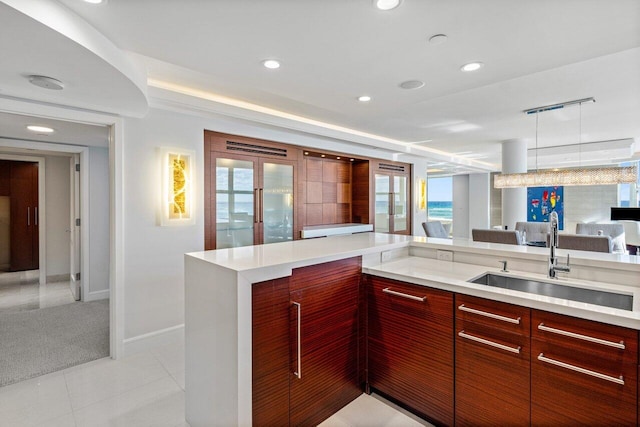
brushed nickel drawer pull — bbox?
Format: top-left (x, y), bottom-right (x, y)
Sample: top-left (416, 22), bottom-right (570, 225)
top-left (537, 353), bottom-right (624, 385)
top-left (538, 323), bottom-right (625, 350)
top-left (458, 331), bottom-right (521, 354)
top-left (382, 287), bottom-right (426, 302)
top-left (458, 304), bottom-right (521, 324)
top-left (292, 301), bottom-right (301, 379)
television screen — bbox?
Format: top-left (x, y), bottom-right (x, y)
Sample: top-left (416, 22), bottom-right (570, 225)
top-left (610, 207), bottom-right (640, 221)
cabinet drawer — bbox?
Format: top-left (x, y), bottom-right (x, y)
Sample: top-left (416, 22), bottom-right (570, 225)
top-left (456, 294), bottom-right (530, 336)
top-left (532, 310), bottom-right (637, 365)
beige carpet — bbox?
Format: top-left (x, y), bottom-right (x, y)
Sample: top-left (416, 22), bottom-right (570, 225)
top-left (0, 299), bottom-right (109, 387)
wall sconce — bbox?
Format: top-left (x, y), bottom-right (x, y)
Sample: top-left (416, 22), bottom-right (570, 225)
top-left (418, 178), bottom-right (426, 210)
top-left (160, 147), bottom-right (195, 226)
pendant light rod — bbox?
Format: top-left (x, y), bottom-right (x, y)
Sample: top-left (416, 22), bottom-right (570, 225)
top-left (523, 97), bottom-right (595, 115)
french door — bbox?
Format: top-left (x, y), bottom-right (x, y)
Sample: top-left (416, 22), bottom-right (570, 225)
top-left (374, 172), bottom-right (410, 235)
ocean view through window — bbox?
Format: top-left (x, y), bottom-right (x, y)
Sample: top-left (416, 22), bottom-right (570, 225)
top-left (427, 176), bottom-right (453, 235)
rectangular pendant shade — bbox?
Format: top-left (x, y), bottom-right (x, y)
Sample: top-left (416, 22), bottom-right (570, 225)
top-left (494, 166), bottom-right (637, 188)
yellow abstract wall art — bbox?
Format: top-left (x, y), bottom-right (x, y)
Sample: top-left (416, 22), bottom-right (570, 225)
top-left (160, 148), bottom-right (195, 226)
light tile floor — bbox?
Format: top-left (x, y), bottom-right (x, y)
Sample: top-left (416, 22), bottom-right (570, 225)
top-left (0, 270), bottom-right (76, 314)
top-left (0, 331), bottom-right (432, 426)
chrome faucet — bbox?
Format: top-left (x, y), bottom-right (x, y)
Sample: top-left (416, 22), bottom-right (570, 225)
top-left (548, 211), bottom-right (570, 278)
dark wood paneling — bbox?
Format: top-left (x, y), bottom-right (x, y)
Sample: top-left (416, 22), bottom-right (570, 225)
top-left (337, 162), bottom-right (350, 183)
top-left (204, 135), bottom-right (212, 250)
top-left (322, 203), bottom-right (337, 224)
top-left (289, 257), bottom-right (362, 426)
top-left (337, 183), bottom-right (350, 203)
top-left (306, 182), bottom-right (322, 204)
top-left (367, 276), bottom-right (454, 426)
top-left (455, 295), bottom-right (531, 426)
top-left (306, 204), bottom-right (323, 225)
top-left (531, 309), bottom-right (638, 426)
top-left (337, 203), bottom-right (351, 223)
top-left (322, 161), bottom-right (337, 183)
top-left (252, 277), bottom-right (290, 426)
top-left (306, 158), bottom-right (323, 182)
top-left (351, 161), bottom-right (370, 224)
top-left (322, 182), bottom-right (337, 203)
top-left (0, 160), bottom-right (10, 196)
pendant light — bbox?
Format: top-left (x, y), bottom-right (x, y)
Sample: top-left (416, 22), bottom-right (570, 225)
top-left (494, 97), bottom-right (637, 188)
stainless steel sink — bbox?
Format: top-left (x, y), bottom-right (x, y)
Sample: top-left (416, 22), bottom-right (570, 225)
top-left (469, 273), bottom-right (633, 311)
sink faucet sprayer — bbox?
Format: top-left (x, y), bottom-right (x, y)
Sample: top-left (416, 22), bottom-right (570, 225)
top-left (548, 211), bottom-right (570, 278)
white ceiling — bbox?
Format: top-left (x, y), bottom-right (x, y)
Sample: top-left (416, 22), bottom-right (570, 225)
top-left (2, 0), bottom-right (640, 173)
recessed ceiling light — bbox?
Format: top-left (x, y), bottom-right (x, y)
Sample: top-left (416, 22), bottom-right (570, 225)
top-left (336, 156), bottom-right (341, 160)
top-left (304, 151), bottom-right (309, 155)
top-left (262, 59), bottom-right (280, 69)
top-left (358, 95), bottom-right (372, 102)
top-left (321, 154), bottom-right (326, 158)
top-left (350, 158), bottom-right (355, 162)
top-left (460, 62), bottom-right (484, 72)
top-left (28, 75), bottom-right (64, 90)
top-left (428, 34), bottom-right (448, 45)
top-left (374, 0), bottom-right (402, 10)
top-left (26, 125), bottom-right (54, 134)
top-left (399, 80), bottom-right (425, 90)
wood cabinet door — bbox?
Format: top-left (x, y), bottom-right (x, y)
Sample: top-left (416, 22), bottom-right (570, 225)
top-left (455, 295), bottom-right (531, 426)
top-left (9, 161), bottom-right (38, 271)
top-left (531, 310), bottom-right (638, 426)
top-left (252, 277), bottom-right (291, 427)
top-left (289, 257), bottom-right (362, 426)
top-left (367, 276), bottom-right (454, 426)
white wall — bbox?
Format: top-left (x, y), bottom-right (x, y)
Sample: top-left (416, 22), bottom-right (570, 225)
top-left (468, 173), bottom-right (490, 235)
top-left (45, 155), bottom-right (70, 278)
top-left (88, 147), bottom-right (110, 297)
top-left (452, 175), bottom-right (470, 238)
top-left (563, 185), bottom-right (618, 233)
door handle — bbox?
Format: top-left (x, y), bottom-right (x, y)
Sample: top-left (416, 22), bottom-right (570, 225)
top-left (388, 193), bottom-right (393, 216)
top-left (259, 188), bottom-right (264, 223)
top-left (27, 207), bottom-right (30, 226)
top-left (35, 207), bottom-right (38, 226)
top-left (292, 301), bottom-right (301, 379)
top-left (253, 188), bottom-right (259, 224)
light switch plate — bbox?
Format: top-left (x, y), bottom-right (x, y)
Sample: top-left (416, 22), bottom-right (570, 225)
top-left (437, 250), bottom-right (453, 262)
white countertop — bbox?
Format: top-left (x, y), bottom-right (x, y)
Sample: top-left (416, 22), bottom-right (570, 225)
top-left (186, 232), bottom-right (413, 272)
top-left (301, 223), bottom-right (373, 238)
top-left (364, 256), bottom-right (640, 329)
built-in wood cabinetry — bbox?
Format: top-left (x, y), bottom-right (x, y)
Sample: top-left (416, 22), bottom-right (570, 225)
top-left (0, 160), bottom-right (39, 271)
top-left (367, 275), bottom-right (454, 426)
top-left (455, 294), bottom-right (531, 426)
top-left (302, 156), bottom-right (352, 226)
top-left (531, 310), bottom-right (637, 425)
top-left (252, 257), bottom-right (362, 426)
top-left (205, 131), bottom-right (413, 249)
top-left (204, 131), bottom-right (300, 250)
top-left (371, 161), bottom-right (411, 235)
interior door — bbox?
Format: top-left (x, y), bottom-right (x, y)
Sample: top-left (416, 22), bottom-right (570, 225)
top-left (260, 159), bottom-right (295, 244)
top-left (69, 155), bottom-right (81, 300)
top-left (9, 161), bottom-right (38, 271)
top-left (374, 174), bottom-right (391, 233)
top-left (214, 154), bottom-right (258, 249)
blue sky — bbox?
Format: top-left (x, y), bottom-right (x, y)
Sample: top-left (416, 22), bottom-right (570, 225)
top-left (428, 177), bottom-right (452, 202)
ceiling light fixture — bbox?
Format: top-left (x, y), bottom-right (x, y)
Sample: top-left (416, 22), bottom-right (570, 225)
top-left (358, 95), bottom-right (371, 102)
top-left (494, 97), bottom-right (637, 188)
top-left (374, 0), bottom-right (401, 10)
top-left (460, 62), bottom-right (484, 72)
top-left (26, 125), bottom-right (54, 134)
top-left (28, 75), bottom-right (64, 90)
top-left (262, 59), bottom-right (280, 69)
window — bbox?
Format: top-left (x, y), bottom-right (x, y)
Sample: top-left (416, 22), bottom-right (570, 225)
top-left (427, 177), bottom-right (452, 235)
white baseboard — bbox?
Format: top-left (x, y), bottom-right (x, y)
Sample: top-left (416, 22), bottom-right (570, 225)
top-left (123, 324), bottom-right (185, 357)
top-left (46, 274), bottom-right (68, 283)
top-left (85, 289), bottom-right (109, 301)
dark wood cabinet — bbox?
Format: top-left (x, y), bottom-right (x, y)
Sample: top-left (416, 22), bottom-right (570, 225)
top-left (455, 294), bottom-right (531, 426)
top-left (252, 257), bottom-right (362, 426)
top-left (367, 275), bottom-right (454, 426)
top-left (5, 160), bottom-right (39, 271)
top-left (531, 310), bottom-right (638, 426)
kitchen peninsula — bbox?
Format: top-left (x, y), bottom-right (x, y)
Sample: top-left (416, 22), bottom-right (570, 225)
top-left (185, 233), bottom-right (640, 426)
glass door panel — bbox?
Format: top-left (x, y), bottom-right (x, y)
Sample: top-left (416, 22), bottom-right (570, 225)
top-left (216, 158), bottom-right (255, 248)
top-left (393, 175), bottom-right (408, 232)
top-left (262, 162), bottom-right (294, 244)
top-left (374, 174), bottom-right (390, 233)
